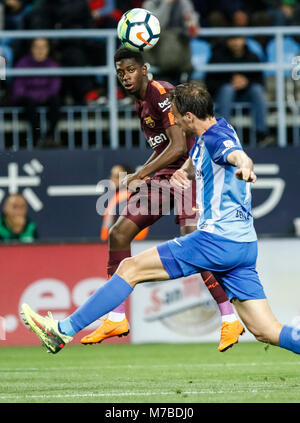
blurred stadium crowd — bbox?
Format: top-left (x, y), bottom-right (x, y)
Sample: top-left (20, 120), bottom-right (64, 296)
top-left (0, 0), bottom-right (299, 147)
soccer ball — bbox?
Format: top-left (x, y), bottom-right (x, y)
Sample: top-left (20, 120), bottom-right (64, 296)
top-left (117, 8), bottom-right (160, 52)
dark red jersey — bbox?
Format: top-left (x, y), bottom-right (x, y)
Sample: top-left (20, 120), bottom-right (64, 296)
top-left (136, 80), bottom-right (195, 176)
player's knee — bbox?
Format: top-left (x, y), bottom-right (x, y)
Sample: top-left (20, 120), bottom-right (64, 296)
top-left (116, 257), bottom-right (140, 288)
top-left (247, 325), bottom-right (279, 345)
top-left (109, 225), bottom-right (130, 248)
top-left (253, 332), bottom-right (269, 344)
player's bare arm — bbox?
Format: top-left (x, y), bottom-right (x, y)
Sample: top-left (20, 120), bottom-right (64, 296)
top-left (226, 150), bottom-right (257, 183)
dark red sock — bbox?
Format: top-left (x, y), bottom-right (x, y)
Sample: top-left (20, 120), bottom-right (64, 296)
top-left (107, 249), bottom-right (131, 278)
top-left (201, 271), bottom-right (234, 316)
top-left (108, 250), bottom-right (131, 314)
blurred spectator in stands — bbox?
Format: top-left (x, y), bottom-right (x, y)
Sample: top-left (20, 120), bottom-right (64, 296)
top-left (246, 1), bottom-right (300, 63)
top-left (26, 0), bottom-right (106, 104)
top-left (246, 0), bottom-right (299, 27)
top-left (238, 2), bottom-right (272, 51)
top-left (88, 0), bottom-right (123, 28)
top-left (143, 0), bottom-right (199, 37)
top-left (205, 36), bottom-right (275, 146)
top-left (0, 194), bottom-right (38, 243)
top-left (3, 0), bottom-right (33, 30)
top-left (193, 0), bottom-right (299, 28)
top-left (101, 164), bottom-right (148, 242)
top-left (12, 38), bottom-right (62, 148)
top-left (262, 0), bottom-right (298, 26)
top-left (191, 0), bottom-right (248, 28)
top-left (142, 0), bottom-right (200, 85)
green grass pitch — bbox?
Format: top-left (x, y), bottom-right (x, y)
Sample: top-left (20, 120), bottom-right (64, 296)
top-left (0, 342), bottom-right (300, 403)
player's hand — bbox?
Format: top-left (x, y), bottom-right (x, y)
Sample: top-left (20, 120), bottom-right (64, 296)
top-left (122, 173), bottom-right (148, 192)
top-left (170, 169), bottom-right (191, 190)
top-left (121, 173), bottom-right (137, 187)
top-left (235, 168), bottom-right (257, 183)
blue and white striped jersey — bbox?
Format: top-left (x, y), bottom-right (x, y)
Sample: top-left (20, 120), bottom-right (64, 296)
top-left (190, 118), bottom-right (257, 242)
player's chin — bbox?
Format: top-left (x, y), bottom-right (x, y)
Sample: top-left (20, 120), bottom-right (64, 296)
top-left (124, 85), bottom-right (137, 94)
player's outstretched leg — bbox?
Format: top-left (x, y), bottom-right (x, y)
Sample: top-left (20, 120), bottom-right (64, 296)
top-left (21, 304), bottom-right (73, 354)
top-left (21, 247), bottom-right (169, 354)
top-left (21, 274), bottom-right (134, 354)
top-left (80, 217), bottom-right (140, 345)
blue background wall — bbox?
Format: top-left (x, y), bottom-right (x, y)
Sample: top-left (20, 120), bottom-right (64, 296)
top-left (0, 147), bottom-right (299, 240)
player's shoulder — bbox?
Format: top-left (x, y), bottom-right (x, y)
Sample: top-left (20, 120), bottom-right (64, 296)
top-left (203, 118), bottom-right (243, 161)
top-left (149, 80), bottom-right (174, 97)
top-left (204, 118), bottom-right (240, 146)
top-left (145, 80), bottom-right (174, 114)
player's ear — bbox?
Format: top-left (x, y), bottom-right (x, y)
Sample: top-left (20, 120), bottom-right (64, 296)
top-left (142, 64), bottom-right (147, 75)
top-left (186, 112), bottom-right (193, 122)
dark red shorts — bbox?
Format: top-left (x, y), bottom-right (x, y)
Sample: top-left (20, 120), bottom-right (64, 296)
top-left (121, 174), bottom-right (198, 229)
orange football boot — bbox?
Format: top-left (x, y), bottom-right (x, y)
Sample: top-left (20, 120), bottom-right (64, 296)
top-left (218, 320), bottom-right (245, 352)
top-left (80, 317), bottom-right (130, 344)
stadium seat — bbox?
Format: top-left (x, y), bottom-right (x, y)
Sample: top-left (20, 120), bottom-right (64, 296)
top-left (265, 36), bottom-right (300, 77)
top-left (246, 38), bottom-right (265, 62)
top-left (190, 38), bottom-right (212, 81)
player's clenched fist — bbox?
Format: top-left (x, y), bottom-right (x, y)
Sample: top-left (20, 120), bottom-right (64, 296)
top-left (235, 168), bottom-right (257, 183)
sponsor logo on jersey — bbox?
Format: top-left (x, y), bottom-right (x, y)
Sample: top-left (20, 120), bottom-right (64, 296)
top-left (158, 98), bottom-right (171, 111)
top-left (147, 132), bottom-right (168, 148)
top-left (222, 139), bottom-right (236, 155)
top-left (223, 140), bottom-right (235, 148)
top-left (144, 116), bottom-right (155, 128)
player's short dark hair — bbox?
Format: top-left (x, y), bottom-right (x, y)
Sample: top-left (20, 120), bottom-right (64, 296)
top-left (169, 82), bottom-right (214, 120)
top-left (114, 47), bottom-right (145, 66)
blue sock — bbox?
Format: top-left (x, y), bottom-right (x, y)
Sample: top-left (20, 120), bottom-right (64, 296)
top-left (279, 325), bottom-right (300, 354)
top-left (58, 274), bottom-right (133, 336)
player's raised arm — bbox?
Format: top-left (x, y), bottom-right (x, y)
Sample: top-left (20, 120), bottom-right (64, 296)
top-left (226, 150), bottom-right (257, 183)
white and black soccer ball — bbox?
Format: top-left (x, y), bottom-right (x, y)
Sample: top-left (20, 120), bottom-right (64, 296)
top-left (117, 8), bottom-right (160, 52)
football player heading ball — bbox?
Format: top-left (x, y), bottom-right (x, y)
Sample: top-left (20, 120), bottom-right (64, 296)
top-left (78, 46), bottom-right (244, 351)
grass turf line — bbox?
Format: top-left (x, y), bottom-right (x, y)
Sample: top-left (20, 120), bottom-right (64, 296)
top-left (0, 342), bottom-right (300, 403)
